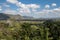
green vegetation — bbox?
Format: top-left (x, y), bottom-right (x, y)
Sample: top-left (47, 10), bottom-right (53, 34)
top-left (0, 20), bottom-right (60, 40)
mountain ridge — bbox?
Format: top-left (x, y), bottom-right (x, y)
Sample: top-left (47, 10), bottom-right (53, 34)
top-left (0, 13), bottom-right (60, 21)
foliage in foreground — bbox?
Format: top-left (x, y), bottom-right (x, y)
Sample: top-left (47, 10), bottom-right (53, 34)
top-left (0, 20), bottom-right (60, 40)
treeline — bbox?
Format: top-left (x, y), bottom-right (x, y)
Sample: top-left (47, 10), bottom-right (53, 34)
top-left (0, 20), bottom-right (60, 40)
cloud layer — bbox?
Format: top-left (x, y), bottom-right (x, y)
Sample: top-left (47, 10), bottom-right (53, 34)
top-left (52, 3), bottom-right (57, 7)
top-left (35, 7), bottom-right (60, 18)
top-left (0, 6), bottom-right (2, 11)
top-left (0, 0), bottom-right (60, 18)
top-left (6, 0), bottom-right (40, 16)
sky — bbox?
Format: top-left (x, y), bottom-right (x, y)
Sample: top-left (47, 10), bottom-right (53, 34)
top-left (0, 0), bottom-right (60, 18)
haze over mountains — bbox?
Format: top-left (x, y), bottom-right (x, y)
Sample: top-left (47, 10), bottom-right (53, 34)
top-left (0, 13), bottom-right (60, 21)
top-left (0, 13), bottom-right (34, 20)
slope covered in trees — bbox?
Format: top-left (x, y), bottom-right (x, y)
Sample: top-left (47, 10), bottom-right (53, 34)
top-left (0, 20), bottom-right (60, 40)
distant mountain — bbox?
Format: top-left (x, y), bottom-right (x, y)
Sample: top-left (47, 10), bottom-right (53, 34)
top-left (5, 13), bottom-right (34, 20)
top-left (0, 13), bottom-right (34, 20)
top-left (22, 16), bottom-right (34, 19)
top-left (6, 14), bottom-right (23, 20)
top-left (0, 13), bottom-right (10, 20)
top-left (0, 13), bottom-right (23, 20)
top-left (0, 13), bottom-right (60, 21)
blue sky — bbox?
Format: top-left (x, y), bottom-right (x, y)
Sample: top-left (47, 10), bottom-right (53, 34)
top-left (0, 0), bottom-right (60, 18)
top-left (0, 0), bottom-right (60, 8)
top-left (20, 0), bottom-right (60, 7)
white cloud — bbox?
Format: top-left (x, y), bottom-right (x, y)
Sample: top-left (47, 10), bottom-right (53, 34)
top-left (0, 9), bottom-right (2, 11)
top-left (32, 9), bottom-right (37, 12)
top-left (52, 3), bottom-right (56, 7)
top-left (6, 0), bottom-right (40, 15)
top-left (18, 4), bottom-right (40, 15)
top-left (0, 6), bottom-right (1, 8)
top-left (52, 7), bottom-right (60, 13)
top-left (45, 5), bottom-right (50, 9)
top-left (38, 7), bottom-right (60, 14)
top-left (7, 0), bottom-right (18, 4)
top-left (3, 3), bottom-right (10, 7)
top-left (18, 8), bottom-right (31, 13)
top-left (34, 7), bottom-right (60, 18)
top-left (0, 6), bottom-right (2, 11)
top-left (27, 4), bottom-right (40, 9)
top-left (4, 4), bottom-right (10, 7)
top-left (3, 8), bottom-right (17, 15)
top-left (15, 2), bottom-right (40, 9)
top-left (16, 3), bottom-right (40, 16)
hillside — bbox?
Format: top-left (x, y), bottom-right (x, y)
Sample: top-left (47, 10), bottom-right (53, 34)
top-left (0, 13), bottom-right (10, 20)
top-left (0, 13), bottom-right (34, 20)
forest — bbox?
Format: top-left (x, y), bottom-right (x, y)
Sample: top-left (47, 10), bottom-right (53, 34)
top-left (0, 20), bottom-right (60, 40)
